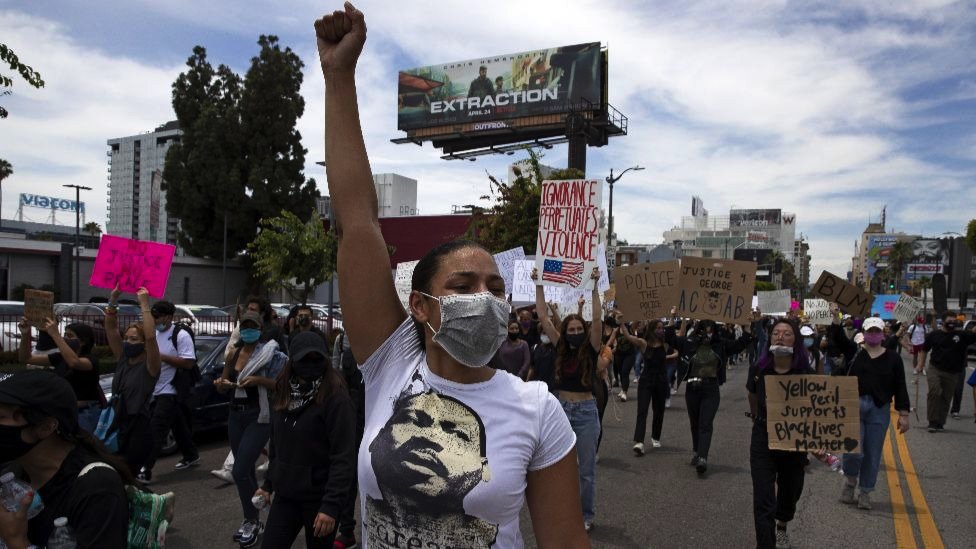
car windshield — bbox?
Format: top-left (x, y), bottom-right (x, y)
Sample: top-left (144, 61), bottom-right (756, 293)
top-left (195, 338), bottom-right (223, 362)
top-left (191, 308), bottom-right (229, 318)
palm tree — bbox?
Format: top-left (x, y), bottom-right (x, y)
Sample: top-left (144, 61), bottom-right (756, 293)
top-left (83, 221), bottom-right (102, 238)
top-left (888, 240), bottom-right (914, 294)
top-left (0, 159), bottom-right (11, 230)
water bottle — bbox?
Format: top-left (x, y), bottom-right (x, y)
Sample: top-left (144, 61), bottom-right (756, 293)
top-left (0, 472), bottom-right (31, 512)
top-left (811, 452), bottom-right (843, 472)
top-left (251, 494), bottom-right (267, 510)
top-left (47, 516), bottom-right (77, 549)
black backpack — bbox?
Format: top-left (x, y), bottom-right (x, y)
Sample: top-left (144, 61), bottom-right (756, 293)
top-left (171, 323), bottom-right (202, 401)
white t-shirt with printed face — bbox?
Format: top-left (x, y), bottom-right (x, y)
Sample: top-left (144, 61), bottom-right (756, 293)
top-left (358, 319), bottom-right (575, 549)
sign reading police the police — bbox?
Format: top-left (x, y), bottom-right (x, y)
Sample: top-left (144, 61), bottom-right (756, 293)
top-left (675, 257), bottom-right (755, 324)
top-left (765, 375), bottom-right (860, 453)
top-left (614, 261), bottom-right (679, 321)
top-left (535, 179), bottom-right (602, 289)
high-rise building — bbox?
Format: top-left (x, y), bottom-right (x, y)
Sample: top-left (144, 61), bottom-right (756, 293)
top-left (106, 121), bottom-right (181, 245)
top-left (373, 173), bottom-right (418, 217)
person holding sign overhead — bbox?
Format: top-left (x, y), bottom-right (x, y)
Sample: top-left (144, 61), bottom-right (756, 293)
top-left (533, 266), bottom-right (604, 532)
top-left (617, 317), bottom-right (677, 454)
top-left (746, 319), bottom-right (815, 549)
top-left (315, 4), bottom-right (587, 547)
top-left (830, 316), bottom-right (910, 510)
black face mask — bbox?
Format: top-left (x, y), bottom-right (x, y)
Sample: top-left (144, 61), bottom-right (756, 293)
top-left (64, 338), bottom-right (82, 352)
top-left (291, 358), bottom-right (326, 382)
top-left (566, 333), bottom-right (586, 348)
top-left (0, 424), bottom-right (37, 462)
top-left (507, 332), bottom-right (519, 341)
top-left (123, 342), bottom-right (145, 358)
top-left (298, 316), bottom-right (312, 328)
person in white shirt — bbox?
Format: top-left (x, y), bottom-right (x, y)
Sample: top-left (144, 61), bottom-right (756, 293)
top-left (908, 316), bottom-right (930, 375)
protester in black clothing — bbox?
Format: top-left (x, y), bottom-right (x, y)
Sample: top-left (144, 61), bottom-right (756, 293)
top-left (882, 321), bottom-right (906, 354)
top-left (331, 330), bottom-right (364, 549)
top-left (919, 312), bottom-right (976, 431)
top-left (528, 333), bottom-right (558, 393)
top-left (517, 309), bottom-right (541, 349)
top-left (620, 319), bottom-right (677, 455)
top-left (0, 370), bottom-right (135, 548)
top-left (673, 316), bottom-right (753, 474)
top-left (799, 325), bottom-right (825, 374)
top-left (746, 319), bottom-right (814, 549)
top-left (612, 317), bottom-right (637, 401)
top-left (255, 332), bottom-right (356, 549)
top-left (287, 304), bottom-right (327, 342)
top-left (17, 318), bottom-right (102, 435)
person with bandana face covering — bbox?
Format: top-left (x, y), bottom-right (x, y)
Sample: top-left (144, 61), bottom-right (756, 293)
top-left (829, 316), bottom-right (910, 511)
top-left (253, 331), bottom-right (355, 548)
top-left (17, 316), bottom-right (101, 435)
top-left (315, 5), bottom-right (586, 546)
top-left (103, 286), bottom-right (162, 476)
top-left (215, 311), bottom-right (288, 548)
top-left (0, 370), bottom-right (134, 548)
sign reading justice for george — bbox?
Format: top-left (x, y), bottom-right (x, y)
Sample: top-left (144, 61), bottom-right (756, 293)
top-left (765, 375), bottom-right (860, 452)
top-left (675, 257), bottom-right (755, 324)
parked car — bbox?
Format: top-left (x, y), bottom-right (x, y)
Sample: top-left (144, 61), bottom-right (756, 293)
top-left (100, 334), bottom-right (231, 455)
top-left (176, 305), bottom-right (232, 335)
top-left (0, 301), bottom-right (28, 352)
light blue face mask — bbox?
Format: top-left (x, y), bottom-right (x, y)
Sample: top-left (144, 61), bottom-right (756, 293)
top-left (240, 328), bottom-right (261, 344)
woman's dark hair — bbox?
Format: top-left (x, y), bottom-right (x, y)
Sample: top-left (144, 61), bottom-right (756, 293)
top-left (21, 408), bottom-right (137, 486)
top-left (409, 239), bottom-right (490, 350)
top-left (246, 295), bottom-right (272, 323)
top-left (272, 356), bottom-right (346, 411)
top-left (755, 319), bottom-right (810, 371)
top-left (642, 320), bottom-right (666, 346)
top-left (554, 314), bottom-right (594, 388)
top-left (123, 322), bottom-right (147, 342)
top-left (65, 322), bottom-right (95, 356)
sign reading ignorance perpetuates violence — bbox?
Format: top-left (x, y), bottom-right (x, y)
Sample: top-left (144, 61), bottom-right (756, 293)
top-left (89, 235), bottom-right (176, 299)
top-left (811, 271), bottom-right (873, 317)
top-left (535, 179), bottom-right (602, 289)
top-left (765, 375), bottom-right (860, 452)
top-left (24, 289), bottom-right (54, 328)
top-left (675, 258), bottom-right (756, 324)
top-left (614, 261), bottom-right (680, 321)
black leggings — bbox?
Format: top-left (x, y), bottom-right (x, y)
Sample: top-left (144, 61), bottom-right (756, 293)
top-left (614, 350), bottom-right (635, 392)
top-left (634, 373), bottom-right (669, 443)
top-left (118, 413), bottom-right (152, 476)
top-left (685, 380), bottom-right (720, 459)
top-left (750, 425), bottom-right (807, 548)
top-left (593, 378), bottom-right (608, 451)
top-left (261, 495), bottom-right (336, 549)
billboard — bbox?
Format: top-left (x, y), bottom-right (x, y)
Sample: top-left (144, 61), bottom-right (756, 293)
top-left (906, 239), bottom-right (948, 280)
top-left (866, 235), bottom-right (899, 276)
top-left (397, 42), bottom-right (602, 131)
top-left (730, 209), bottom-right (781, 228)
top-left (20, 193), bottom-right (85, 214)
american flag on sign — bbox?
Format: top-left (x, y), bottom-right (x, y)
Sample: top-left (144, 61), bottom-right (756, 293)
top-left (542, 259), bottom-right (584, 287)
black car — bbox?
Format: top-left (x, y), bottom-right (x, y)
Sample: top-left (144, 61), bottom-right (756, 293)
top-left (100, 335), bottom-right (231, 455)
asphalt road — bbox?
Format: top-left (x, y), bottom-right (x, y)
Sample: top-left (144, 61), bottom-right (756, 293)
top-left (150, 351), bottom-right (975, 548)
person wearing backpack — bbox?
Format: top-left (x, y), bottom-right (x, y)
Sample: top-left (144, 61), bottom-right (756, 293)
top-left (140, 301), bottom-right (201, 484)
top-left (0, 370), bottom-right (131, 548)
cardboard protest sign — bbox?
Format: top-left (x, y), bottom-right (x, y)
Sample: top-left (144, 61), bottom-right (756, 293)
top-left (535, 179), bottom-right (602, 289)
top-left (811, 271), bottom-right (873, 317)
top-left (89, 235), bottom-right (176, 298)
top-left (511, 260), bottom-right (564, 304)
top-left (24, 289), bottom-right (54, 328)
top-left (394, 260), bottom-right (419, 312)
top-left (765, 375), bottom-right (860, 453)
top-left (757, 290), bottom-right (791, 315)
top-left (492, 246), bottom-right (525, 297)
top-left (614, 261), bottom-right (680, 321)
top-left (803, 299), bottom-right (832, 325)
top-left (892, 293), bottom-right (922, 324)
top-left (676, 257), bottom-right (755, 324)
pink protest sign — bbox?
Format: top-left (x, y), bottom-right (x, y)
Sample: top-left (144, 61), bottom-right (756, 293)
top-left (89, 235), bottom-right (176, 298)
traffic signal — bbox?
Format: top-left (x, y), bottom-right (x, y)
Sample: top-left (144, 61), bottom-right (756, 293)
top-left (888, 280), bottom-right (895, 291)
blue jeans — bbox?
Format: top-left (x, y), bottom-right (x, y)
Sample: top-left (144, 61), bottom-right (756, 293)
top-left (842, 396), bottom-right (890, 493)
top-left (633, 350), bottom-right (643, 380)
top-left (561, 398), bottom-right (600, 522)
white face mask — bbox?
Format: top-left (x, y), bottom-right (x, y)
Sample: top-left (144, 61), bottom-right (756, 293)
top-left (769, 345), bottom-right (794, 357)
top-left (540, 335), bottom-right (551, 345)
top-left (419, 291), bottom-right (511, 368)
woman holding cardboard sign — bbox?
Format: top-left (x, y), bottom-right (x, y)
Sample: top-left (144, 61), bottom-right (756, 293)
top-left (746, 319), bottom-right (815, 549)
top-left (617, 317), bottom-right (677, 454)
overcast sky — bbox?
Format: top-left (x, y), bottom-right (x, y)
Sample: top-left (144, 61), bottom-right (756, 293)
top-left (1, 0), bottom-right (974, 282)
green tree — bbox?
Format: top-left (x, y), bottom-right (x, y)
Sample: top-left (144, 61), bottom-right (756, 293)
top-left (0, 159), bottom-right (11, 182)
top-left (466, 151), bottom-right (583, 253)
top-left (248, 210), bottom-right (337, 304)
top-left (888, 240), bottom-right (914, 293)
top-left (1, 43), bottom-right (44, 119)
top-left (83, 221), bottom-right (102, 238)
top-left (164, 37), bottom-right (318, 259)
top-left (755, 281), bottom-right (776, 292)
top-left (966, 219), bottom-right (976, 255)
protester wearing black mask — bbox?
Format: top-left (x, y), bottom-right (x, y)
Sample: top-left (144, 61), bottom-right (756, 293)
top-left (255, 332), bottom-right (356, 548)
top-left (491, 321), bottom-right (531, 378)
top-left (919, 312), bottom-right (976, 432)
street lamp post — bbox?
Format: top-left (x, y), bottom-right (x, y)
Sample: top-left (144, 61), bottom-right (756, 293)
top-left (63, 184), bottom-right (92, 302)
top-left (605, 165), bottom-right (644, 246)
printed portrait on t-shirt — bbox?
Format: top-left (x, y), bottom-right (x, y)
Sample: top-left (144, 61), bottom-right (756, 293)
top-left (365, 377), bottom-right (499, 548)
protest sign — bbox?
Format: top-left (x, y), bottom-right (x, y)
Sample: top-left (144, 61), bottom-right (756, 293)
top-left (596, 244), bottom-right (610, 293)
top-left (89, 235), bottom-right (176, 298)
top-left (892, 293), bottom-right (923, 324)
top-left (803, 299), bottom-right (832, 325)
top-left (394, 260), bottom-right (419, 312)
top-left (811, 271), bottom-right (873, 317)
top-left (757, 290), bottom-right (791, 315)
top-left (676, 257), bottom-right (755, 324)
top-left (560, 289), bottom-right (594, 322)
top-left (871, 295), bottom-right (898, 320)
top-left (492, 246), bottom-right (525, 297)
top-left (24, 289), bottom-right (54, 328)
top-left (765, 375), bottom-right (860, 453)
top-left (512, 260), bottom-right (564, 304)
top-left (614, 261), bottom-right (680, 321)
top-left (535, 179), bottom-right (602, 289)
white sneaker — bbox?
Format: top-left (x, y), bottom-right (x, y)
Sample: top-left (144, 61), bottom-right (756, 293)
top-left (651, 439), bottom-right (662, 448)
top-left (670, 387), bottom-right (678, 395)
top-left (665, 398), bottom-right (671, 408)
top-left (618, 391), bottom-right (628, 402)
top-left (633, 442), bottom-right (645, 456)
top-left (211, 469), bottom-right (234, 484)
top-left (256, 461), bottom-right (269, 473)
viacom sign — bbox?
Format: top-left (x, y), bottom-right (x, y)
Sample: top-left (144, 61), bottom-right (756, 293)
top-left (20, 194), bottom-right (86, 214)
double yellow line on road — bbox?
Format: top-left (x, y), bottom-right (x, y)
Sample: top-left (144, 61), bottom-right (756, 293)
top-left (882, 410), bottom-right (944, 548)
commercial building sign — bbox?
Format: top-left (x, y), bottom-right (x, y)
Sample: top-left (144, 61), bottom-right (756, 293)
top-left (866, 235), bottom-right (899, 276)
top-left (20, 193), bottom-right (85, 214)
top-left (397, 42), bottom-right (603, 131)
top-left (730, 209), bottom-right (781, 228)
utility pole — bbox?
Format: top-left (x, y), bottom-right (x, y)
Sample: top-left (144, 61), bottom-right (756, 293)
top-left (63, 184), bottom-right (92, 302)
